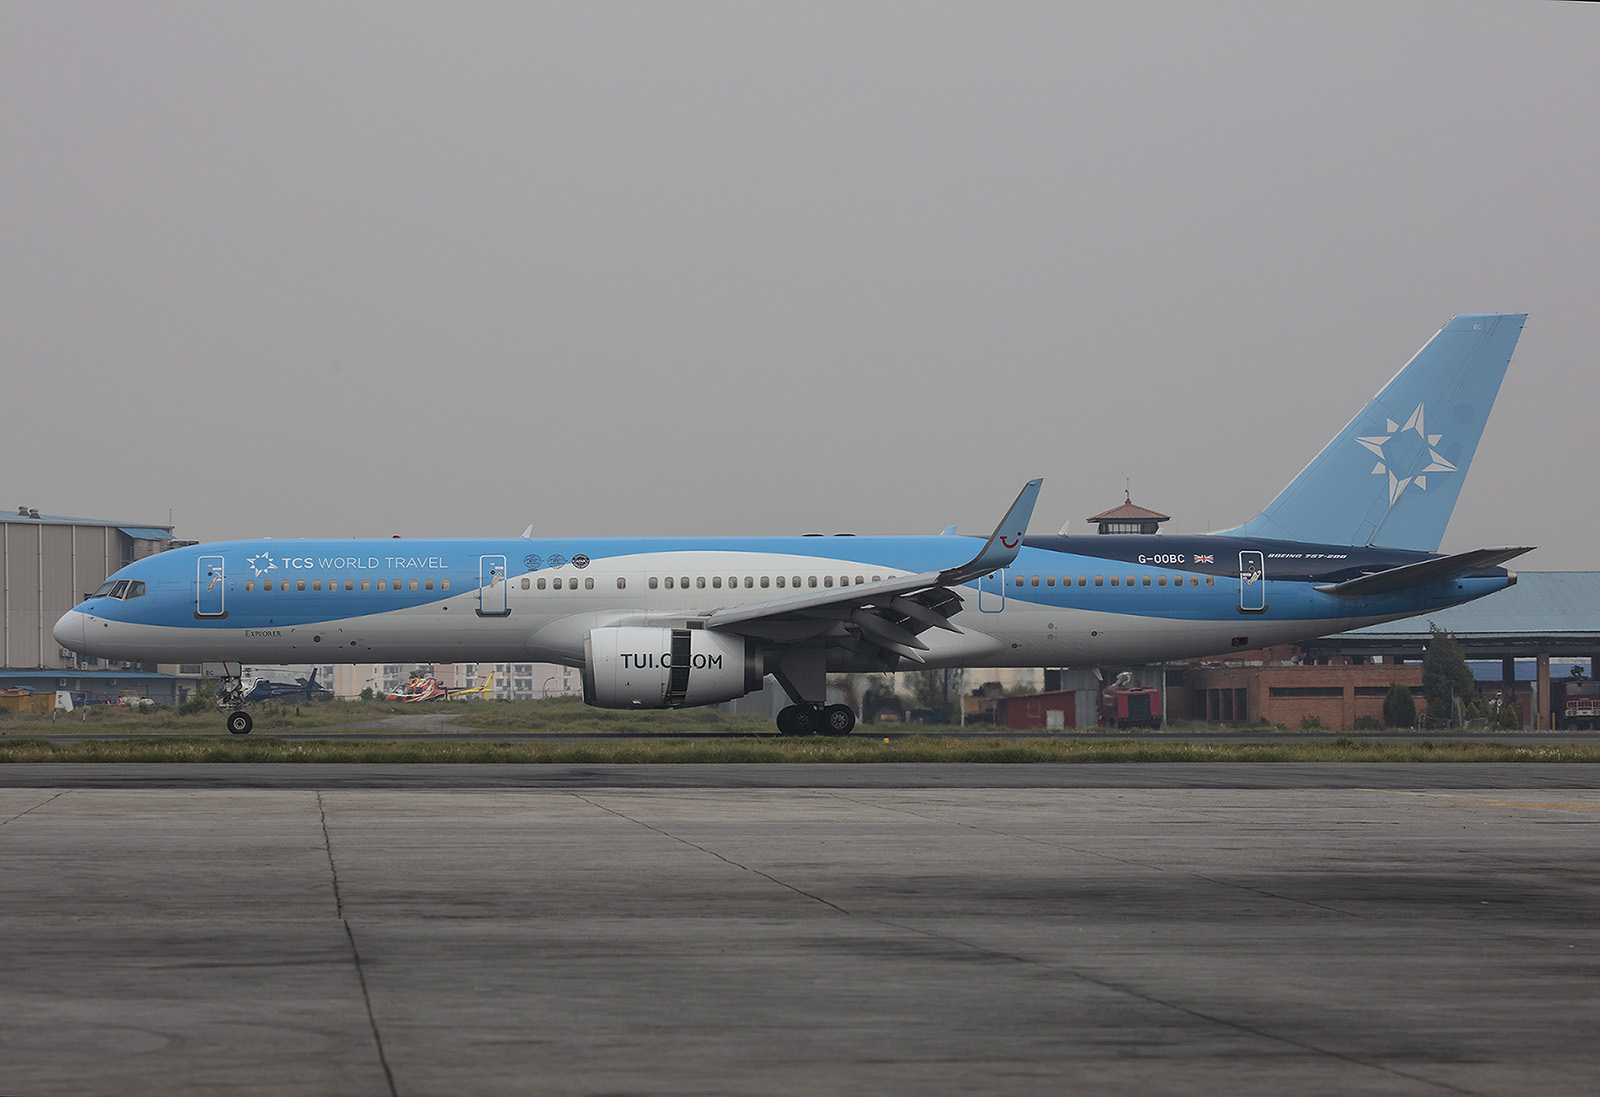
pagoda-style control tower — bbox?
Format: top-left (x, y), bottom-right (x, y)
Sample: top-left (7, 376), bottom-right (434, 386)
top-left (1086, 493), bottom-right (1171, 535)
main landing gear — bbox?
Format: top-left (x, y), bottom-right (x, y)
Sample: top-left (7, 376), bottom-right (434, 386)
top-left (776, 703), bottom-right (856, 736)
top-left (226, 710), bottom-right (254, 736)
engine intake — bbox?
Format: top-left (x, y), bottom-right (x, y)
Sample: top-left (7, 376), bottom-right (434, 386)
top-left (582, 627), bottom-right (764, 709)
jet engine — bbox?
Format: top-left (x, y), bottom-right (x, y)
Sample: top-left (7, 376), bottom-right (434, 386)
top-left (582, 627), bottom-right (764, 709)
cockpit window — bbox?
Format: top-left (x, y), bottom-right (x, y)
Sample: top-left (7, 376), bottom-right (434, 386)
top-left (91, 578), bottom-right (146, 600)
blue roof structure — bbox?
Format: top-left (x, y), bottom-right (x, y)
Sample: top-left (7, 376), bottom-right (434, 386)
top-left (1303, 573), bottom-right (1600, 657)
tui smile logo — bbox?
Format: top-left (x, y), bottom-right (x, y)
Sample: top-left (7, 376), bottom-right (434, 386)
top-left (1357, 404), bottom-right (1458, 505)
top-left (247, 552), bottom-right (278, 578)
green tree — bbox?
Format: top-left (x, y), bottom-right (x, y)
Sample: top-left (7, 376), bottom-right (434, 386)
top-left (905, 668), bottom-right (964, 716)
top-left (1421, 625), bottom-right (1476, 726)
top-left (1383, 681), bottom-right (1416, 728)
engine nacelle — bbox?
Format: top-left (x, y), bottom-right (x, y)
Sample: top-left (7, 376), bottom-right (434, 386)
top-left (582, 627), bottom-right (764, 709)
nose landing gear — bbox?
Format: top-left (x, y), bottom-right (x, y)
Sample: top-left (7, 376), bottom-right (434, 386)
top-left (216, 664), bottom-right (253, 735)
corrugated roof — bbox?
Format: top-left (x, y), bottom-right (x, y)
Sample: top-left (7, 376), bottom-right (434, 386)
top-left (2, 509), bottom-right (173, 534)
top-left (1346, 572), bottom-right (1600, 637)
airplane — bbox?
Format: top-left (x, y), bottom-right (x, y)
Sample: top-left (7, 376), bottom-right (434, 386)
top-left (387, 669), bottom-right (495, 703)
top-left (239, 668), bottom-right (330, 705)
top-left (55, 313), bottom-right (1530, 737)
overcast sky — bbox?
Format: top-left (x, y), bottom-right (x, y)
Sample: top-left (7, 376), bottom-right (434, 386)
top-left (4, 3), bottom-right (1596, 567)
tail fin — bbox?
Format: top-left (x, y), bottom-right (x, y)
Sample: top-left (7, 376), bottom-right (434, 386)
top-left (1219, 313), bottom-right (1526, 551)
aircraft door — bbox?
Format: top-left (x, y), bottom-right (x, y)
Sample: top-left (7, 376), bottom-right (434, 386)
top-left (478, 555), bottom-right (510, 617)
top-left (1238, 550), bottom-right (1266, 614)
top-left (979, 569), bottom-right (1006, 613)
top-left (196, 555), bottom-right (226, 618)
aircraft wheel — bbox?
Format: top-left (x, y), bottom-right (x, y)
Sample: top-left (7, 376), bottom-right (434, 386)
top-left (823, 704), bottom-right (856, 736)
top-left (227, 710), bottom-right (253, 736)
top-left (791, 705), bottom-right (822, 735)
top-left (775, 706), bottom-right (797, 735)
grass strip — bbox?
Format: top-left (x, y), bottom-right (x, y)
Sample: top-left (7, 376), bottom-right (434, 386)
top-left (1, 737), bottom-right (1597, 764)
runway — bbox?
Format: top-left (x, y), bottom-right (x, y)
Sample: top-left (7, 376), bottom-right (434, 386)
top-left (3, 766), bottom-right (1598, 1095)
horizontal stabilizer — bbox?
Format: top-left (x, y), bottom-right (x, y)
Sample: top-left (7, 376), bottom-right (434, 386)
top-left (1314, 546), bottom-right (1533, 599)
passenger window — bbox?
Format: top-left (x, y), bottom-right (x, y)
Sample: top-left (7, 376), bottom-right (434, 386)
top-left (1079, 576), bottom-right (1087, 586)
top-left (823, 576), bottom-right (833, 587)
top-left (521, 578), bottom-right (530, 589)
top-left (1158, 576), bottom-right (1167, 586)
top-left (297, 580), bottom-right (307, 591)
top-left (361, 579), bottom-right (369, 591)
top-left (872, 575), bottom-right (882, 582)
top-left (246, 580), bottom-right (255, 592)
top-left (791, 576), bottom-right (801, 587)
top-left (441, 579), bottom-right (449, 591)
top-left (744, 576), bottom-right (753, 588)
top-left (585, 577), bottom-right (594, 589)
top-left (808, 576), bottom-right (817, 588)
top-left (346, 579), bottom-right (355, 591)
top-left (712, 576), bottom-right (722, 588)
top-left (1094, 576), bottom-right (1104, 586)
top-left (776, 576), bottom-right (786, 588)
top-left (538, 578), bottom-right (547, 590)
top-left (1191, 576), bottom-right (1200, 586)
top-left (1110, 576), bottom-right (1119, 586)
top-left (1031, 576), bottom-right (1040, 587)
top-left (1046, 576), bottom-right (1055, 586)
top-left (313, 579), bottom-right (322, 591)
top-left (856, 576), bottom-right (865, 585)
top-left (409, 579), bottom-right (418, 591)
top-left (697, 577), bottom-right (706, 589)
top-left (262, 579), bottom-right (273, 591)
top-left (649, 577), bottom-right (658, 589)
top-left (665, 576), bottom-right (675, 589)
top-left (1014, 576), bottom-right (1024, 587)
top-left (680, 577), bottom-right (689, 589)
top-left (617, 578), bottom-right (626, 589)
top-left (425, 579), bottom-right (434, 590)
top-left (1126, 576), bottom-right (1135, 586)
top-left (1141, 576), bottom-right (1150, 586)
top-left (760, 576), bottom-right (770, 588)
top-left (1206, 575), bottom-right (1215, 586)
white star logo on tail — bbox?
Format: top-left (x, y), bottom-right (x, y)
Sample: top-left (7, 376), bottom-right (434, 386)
top-left (1356, 404), bottom-right (1457, 504)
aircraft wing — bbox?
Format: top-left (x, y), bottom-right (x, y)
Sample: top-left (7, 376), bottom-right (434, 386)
top-left (701, 479), bottom-right (1042, 663)
top-left (1314, 546), bottom-right (1533, 599)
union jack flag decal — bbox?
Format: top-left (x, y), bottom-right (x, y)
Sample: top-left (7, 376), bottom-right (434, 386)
top-left (1194, 553), bottom-right (1214, 564)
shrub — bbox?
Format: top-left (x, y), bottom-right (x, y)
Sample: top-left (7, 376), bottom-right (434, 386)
top-left (1353, 715), bottom-right (1381, 731)
top-left (1383, 682), bottom-right (1416, 728)
top-left (1300, 715), bottom-right (1323, 730)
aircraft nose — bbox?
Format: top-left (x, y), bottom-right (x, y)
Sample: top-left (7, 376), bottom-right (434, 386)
top-left (54, 609), bottom-right (86, 654)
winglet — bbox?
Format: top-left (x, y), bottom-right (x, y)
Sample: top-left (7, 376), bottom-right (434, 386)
top-left (938, 478), bottom-right (1042, 585)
